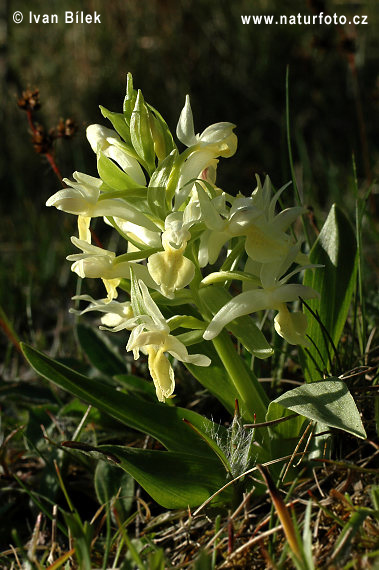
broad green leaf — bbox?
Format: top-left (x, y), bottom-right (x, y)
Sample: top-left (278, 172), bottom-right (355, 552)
top-left (21, 343), bottom-right (225, 456)
top-left (76, 324), bottom-right (126, 377)
top-left (94, 461), bottom-right (135, 520)
top-left (115, 373), bottom-right (158, 401)
top-left (265, 402), bottom-right (306, 440)
top-left (96, 445), bottom-right (232, 509)
top-left (267, 378), bottom-right (366, 439)
top-left (302, 204), bottom-right (357, 381)
top-left (199, 286), bottom-right (274, 360)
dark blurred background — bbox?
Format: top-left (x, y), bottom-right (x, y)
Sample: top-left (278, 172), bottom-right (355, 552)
top-left (1, 0), bottom-right (378, 345)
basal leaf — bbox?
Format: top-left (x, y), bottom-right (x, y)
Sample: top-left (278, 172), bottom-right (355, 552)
top-left (76, 324), bottom-right (126, 377)
top-left (302, 204), bottom-right (357, 381)
top-left (96, 445), bottom-right (232, 509)
top-left (268, 378), bottom-right (366, 439)
top-left (21, 343), bottom-right (226, 456)
top-left (94, 461), bottom-right (135, 519)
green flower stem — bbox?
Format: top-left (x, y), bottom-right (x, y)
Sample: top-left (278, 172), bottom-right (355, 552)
top-left (189, 256), bottom-right (269, 426)
top-left (211, 331), bottom-right (269, 423)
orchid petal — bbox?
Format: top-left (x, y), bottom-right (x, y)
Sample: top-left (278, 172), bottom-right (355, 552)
top-left (203, 290), bottom-right (272, 340)
top-left (176, 95), bottom-right (197, 147)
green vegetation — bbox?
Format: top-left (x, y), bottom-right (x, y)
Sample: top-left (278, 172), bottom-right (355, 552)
top-left (1, 1), bottom-right (378, 568)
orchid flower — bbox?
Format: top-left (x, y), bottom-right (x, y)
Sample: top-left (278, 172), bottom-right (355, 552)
top-left (46, 171), bottom-right (158, 243)
top-left (70, 294), bottom-right (134, 329)
top-left (67, 237), bottom-right (155, 300)
top-left (176, 95), bottom-right (237, 158)
top-left (147, 213), bottom-right (196, 298)
top-left (228, 176), bottom-right (307, 264)
top-left (174, 95), bottom-right (237, 208)
top-left (203, 245), bottom-right (319, 346)
top-left (127, 277), bottom-right (210, 402)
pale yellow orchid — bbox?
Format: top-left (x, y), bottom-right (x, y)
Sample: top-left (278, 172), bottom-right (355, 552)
top-left (174, 95), bottom-right (237, 208)
top-left (147, 214), bottom-right (195, 298)
top-left (127, 278), bottom-right (210, 402)
top-left (67, 237), bottom-right (155, 300)
top-left (70, 294), bottom-right (134, 330)
top-left (228, 176), bottom-right (307, 264)
top-left (46, 171), bottom-right (157, 243)
top-left (176, 95), bottom-right (237, 158)
top-left (203, 245), bottom-right (319, 346)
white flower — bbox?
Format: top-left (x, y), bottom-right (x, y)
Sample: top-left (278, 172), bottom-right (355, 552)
top-left (174, 96), bottom-right (237, 208)
top-left (228, 176), bottom-right (307, 264)
top-left (46, 171), bottom-right (158, 242)
top-left (70, 295), bottom-right (134, 330)
top-left (127, 278), bottom-right (210, 402)
top-left (203, 245), bottom-right (319, 345)
top-left (67, 237), bottom-right (156, 300)
top-left (176, 95), bottom-right (237, 157)
top-left (109, 219), bottom-right (162, 249)
top-left (194, 184), bottom-right (231, 267)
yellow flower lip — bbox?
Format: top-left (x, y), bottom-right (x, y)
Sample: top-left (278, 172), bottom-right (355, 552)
top-left (147, 222), bottom-right (195, 299)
